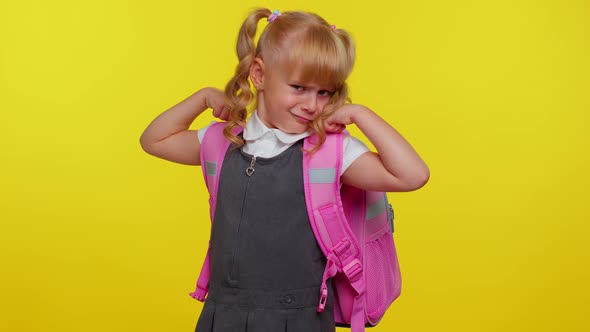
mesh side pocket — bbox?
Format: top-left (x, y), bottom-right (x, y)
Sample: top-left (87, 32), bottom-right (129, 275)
top-left (364, 229), bottom-right (400, 321)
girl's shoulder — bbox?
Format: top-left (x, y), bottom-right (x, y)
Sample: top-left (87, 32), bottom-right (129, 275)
top-left (342, 134), bottom-right (370, 174)
top-left (197, 121), bottom-right (220, 143)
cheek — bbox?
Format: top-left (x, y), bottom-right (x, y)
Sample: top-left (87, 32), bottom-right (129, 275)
top-left (266, 95), bottom-right (285, 110)
top-left (319, 99), bottom-right (332, 111)
top-left (283, 95), bottom-right (301, 108)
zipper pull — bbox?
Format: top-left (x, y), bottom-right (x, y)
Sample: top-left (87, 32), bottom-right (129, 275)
top-left (246, 155), bottom-right (256, 177)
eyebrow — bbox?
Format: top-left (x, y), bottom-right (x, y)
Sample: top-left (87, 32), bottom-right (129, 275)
top-left (289, 80), bottom-right (335, 91)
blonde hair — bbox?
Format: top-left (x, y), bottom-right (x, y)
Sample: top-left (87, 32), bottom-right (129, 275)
top-left (223, 8), bottom-right (356, 152)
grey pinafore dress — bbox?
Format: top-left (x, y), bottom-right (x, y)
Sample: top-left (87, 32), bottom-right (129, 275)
top-left (195, 140), bottom-right (336, 332)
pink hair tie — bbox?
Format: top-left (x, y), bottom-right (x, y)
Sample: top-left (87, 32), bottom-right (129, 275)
top-left (330, 24), bottom-right (336, 30)
top-left (268, 9), bottom-right (281, 22)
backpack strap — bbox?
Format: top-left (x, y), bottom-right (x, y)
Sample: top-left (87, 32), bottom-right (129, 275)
top-left (303, 132), bottom-right (367, 332)
top-left (189, 122), bottom-right (243, 301)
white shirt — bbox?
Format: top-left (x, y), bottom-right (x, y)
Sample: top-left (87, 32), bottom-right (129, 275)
top-left (197, 111), bottom-right (370, 175)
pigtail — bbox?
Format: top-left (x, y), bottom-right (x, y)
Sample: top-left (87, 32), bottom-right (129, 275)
top-left (334, 28), bottom-right (356, 78)
top-left (223, 8), bottom-right (272, 147)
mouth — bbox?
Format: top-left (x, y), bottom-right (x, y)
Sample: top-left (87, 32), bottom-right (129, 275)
top-left (292, 113), bottom-right (311, 123)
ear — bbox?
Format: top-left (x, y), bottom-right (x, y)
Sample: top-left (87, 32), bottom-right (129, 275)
top-left (249, 58), bottom-right (265, 90)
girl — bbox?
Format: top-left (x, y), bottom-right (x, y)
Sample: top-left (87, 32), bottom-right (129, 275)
top-left (140, 8), bottom-right (429, 332)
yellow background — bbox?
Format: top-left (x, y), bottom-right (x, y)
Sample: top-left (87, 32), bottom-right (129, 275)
top-left (1, 0), bottom-right (588, 331)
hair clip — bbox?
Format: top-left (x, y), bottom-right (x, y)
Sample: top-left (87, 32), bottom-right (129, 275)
top-left (268, 9), bottom-right (281, 22)
top-left (330, 24), bottom-right (336, 30)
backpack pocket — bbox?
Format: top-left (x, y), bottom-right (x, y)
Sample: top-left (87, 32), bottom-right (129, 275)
top-left (364, 223), bottom-right (401, 323)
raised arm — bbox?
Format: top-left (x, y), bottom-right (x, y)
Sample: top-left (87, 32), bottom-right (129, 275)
top-left (325, 104), bottom-right (430, 192)
top-left (139, 87), bottom-right (227, 165)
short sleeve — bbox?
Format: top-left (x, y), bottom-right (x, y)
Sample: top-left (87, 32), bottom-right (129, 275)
top-left (341, 135), bottom-right (370, 175)
top-left (197, 121), bottom-right (218, 143)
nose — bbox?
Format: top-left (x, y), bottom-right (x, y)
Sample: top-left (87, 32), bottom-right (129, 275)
top-left (302, 94), bottom-right (319, 114)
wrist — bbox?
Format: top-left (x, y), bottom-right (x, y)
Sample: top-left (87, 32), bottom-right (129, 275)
top-left (195, 87), bottom-right (216, 113)
top-left (350, 104), bottom-right (372, 124)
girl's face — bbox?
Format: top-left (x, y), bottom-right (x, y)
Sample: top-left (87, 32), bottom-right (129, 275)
top-left (255, 62), bottom-right (335, 134)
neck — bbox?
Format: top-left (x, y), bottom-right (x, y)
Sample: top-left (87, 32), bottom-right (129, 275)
top-left (255, 92), bottom-right (275, 129)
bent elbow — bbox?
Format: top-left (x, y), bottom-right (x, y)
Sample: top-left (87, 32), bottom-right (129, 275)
top-left (139, 135), bottom-right (156, 155)
top-left (139, 136), bottom-right (149, 152)
top-left (410, 169), bottom-right (430, 191)
top-left (399, 169), bottom-right (430, 192)
top-left (417, 171), bottom-right (430, 189)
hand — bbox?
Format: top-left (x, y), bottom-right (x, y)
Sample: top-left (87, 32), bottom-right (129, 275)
top-left (323, 104), bottom-right (363, 133)
top-left (202, 87), bottom-right (229, 121)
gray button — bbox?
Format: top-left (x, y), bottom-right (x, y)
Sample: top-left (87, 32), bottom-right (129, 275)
top-left (281, 294), bottom-right (295, 305)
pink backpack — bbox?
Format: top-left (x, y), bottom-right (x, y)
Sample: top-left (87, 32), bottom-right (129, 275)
top-left (190, 122), bottom-right (401, 332)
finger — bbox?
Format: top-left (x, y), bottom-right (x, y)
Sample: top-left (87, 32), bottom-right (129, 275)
top-left (324, 122), bottom-right (345, 133)
top-left (332, 125), bottom-right (345, 133)
top-left (219, 108), bottom-right (230, 121)
top-left (212, 107), bottom-right (221, 118)
top-left (214, 106), bottom-right (228, 120)
top-left (212, 106), bottom-right (226, 119)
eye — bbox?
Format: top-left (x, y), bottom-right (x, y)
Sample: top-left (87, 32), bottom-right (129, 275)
top-left (290, 85), bottom-right (305, 91)
top-left (318, 90), bottom-right (334, 97)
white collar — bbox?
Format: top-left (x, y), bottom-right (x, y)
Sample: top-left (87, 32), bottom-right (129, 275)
top-left (243, 110), bottom-right (310, 144)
